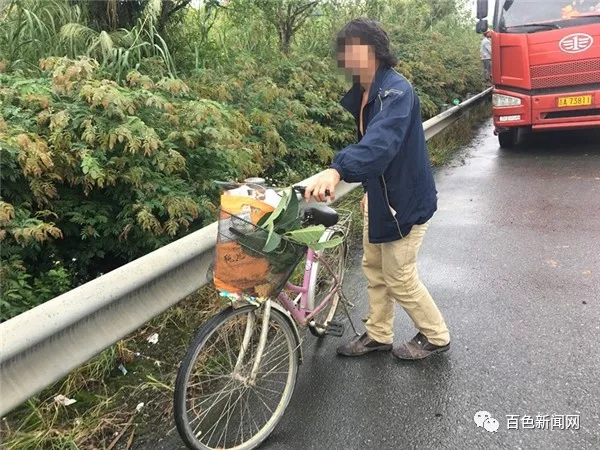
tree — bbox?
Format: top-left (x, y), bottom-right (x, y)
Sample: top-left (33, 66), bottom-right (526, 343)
top-left (81, 0), bottom-right (146, 30)
top-left (424, 0), bottom-right (462, 28)
top-left (254, 0), bottom-right (321, 54)
top-left (79, 0), bottom-right (196, 31)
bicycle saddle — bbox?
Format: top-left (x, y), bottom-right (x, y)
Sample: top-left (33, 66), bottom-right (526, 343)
top-left (304, 206), bottom-right (339, 227)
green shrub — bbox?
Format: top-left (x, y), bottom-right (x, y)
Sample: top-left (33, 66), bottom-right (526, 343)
top-left (186, 55), bottom-right (356, 184)
top-left (0, 54), bottom-right (359, 320)
top-left (0, 57), bottom-right (259, 320)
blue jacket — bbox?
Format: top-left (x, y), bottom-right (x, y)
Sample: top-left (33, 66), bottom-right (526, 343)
top-left (331, 67), bottom-right (438, 243)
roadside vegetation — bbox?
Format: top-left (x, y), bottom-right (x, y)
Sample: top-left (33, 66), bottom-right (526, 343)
top-left (0, 0), bottom-right (488, 447)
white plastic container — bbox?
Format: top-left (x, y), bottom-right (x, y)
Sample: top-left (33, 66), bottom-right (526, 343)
top-left (263, 189), bottom-right (282, 208)
top-left (225, 185), bottom-right (252, 197)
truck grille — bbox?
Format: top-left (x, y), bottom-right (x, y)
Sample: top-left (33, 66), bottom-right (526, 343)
top-left (530, 59), bottom-right (600, 89)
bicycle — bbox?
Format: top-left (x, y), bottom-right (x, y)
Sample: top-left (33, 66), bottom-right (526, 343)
top-left (173, 183), bottom-right (357, 450)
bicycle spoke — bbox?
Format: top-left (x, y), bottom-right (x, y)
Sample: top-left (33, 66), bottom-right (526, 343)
top-left (263, 338), bottom-right (300, 368)
top-left (176, 306), bottom-right (299, 450)
top-left (187, 373), bottom-right (231, 389)
top-left (220, 325), bottom-right (236, 371)
top-left (188, 382), bottom-right (235, 418)
top-left (237, 386), bottom-right (246, 446)
top-left (248, 391), bottom-right (262, 437)
top-left (217, 389), bottom-right (237, 448)
top-left (229, 323), bottom-right (285, 378)
top-left (242, 388), bottom-right (261, 445)
top-left (192, 389), bottom-right (229, 439)
top-left (248, 388), bottom-right (271, 429)
top-left (254, 377), bottom-right (288, 386)
top-left (253, 383), bottom-right (285, 397)
top-left (257, 352), bottom-right (290, 379)
top-left (188, 377), bottom-right (237, 419)
top-left (190, 392), bottom-right (236, 436)
top-left (207, 387), bottom-right (245, 445)
top-left (249, 385), bottom-right (276, 415)
top-left (251, 335), bottom-right (287, 369)
top-left (205, 388), bottom-right (237, 444)
top-left (260, 344), bottom-right (288, 369)
top-left (194, 338), bottom-right (235, 376)
top-left (206, 385), bottom-right (248, 446)
top-left (221, 385), bottom-right (247, 448)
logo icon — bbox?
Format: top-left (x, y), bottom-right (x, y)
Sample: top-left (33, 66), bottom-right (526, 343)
top-left (559, 33), bottom-right (594, 53)
top-left (474, 411), bottom-right (491, 428)
top-left (484, 418), bottom-right (500, 433)
top-left (474, 411), bottom-right (499, 433)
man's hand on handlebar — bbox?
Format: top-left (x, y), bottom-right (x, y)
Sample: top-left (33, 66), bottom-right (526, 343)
top-left (304, 168), bottom-right (341, 202)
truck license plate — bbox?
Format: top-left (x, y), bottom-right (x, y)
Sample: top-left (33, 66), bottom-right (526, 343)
top-left (557, 95), bottom-right (592, 107)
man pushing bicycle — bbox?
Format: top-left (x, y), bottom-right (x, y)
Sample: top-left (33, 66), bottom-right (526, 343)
top-left (305, 18), bottom-right (451, 361)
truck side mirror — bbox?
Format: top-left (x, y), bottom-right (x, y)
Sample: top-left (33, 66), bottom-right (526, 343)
top-left (476, 19), bottom-right (489, 34)
top-left (477, 0), bottom-right (489, 19)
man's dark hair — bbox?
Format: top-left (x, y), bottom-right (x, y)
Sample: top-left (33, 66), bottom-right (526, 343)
top-left (336, 18), bottom-right (398, 68)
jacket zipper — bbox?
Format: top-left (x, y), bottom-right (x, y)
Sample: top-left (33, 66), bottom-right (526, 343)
top-left (383, 88), bottom-right (404, 97)
top-left (381, 176), bottom-right (404, 239)
top-left (378, 92), bottom-right (404, 239)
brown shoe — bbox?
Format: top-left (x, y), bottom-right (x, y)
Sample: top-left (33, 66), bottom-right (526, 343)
top-left (392, 332), bottom-right (450, 360)
top-left (336, 332), bottom-right (392, 357)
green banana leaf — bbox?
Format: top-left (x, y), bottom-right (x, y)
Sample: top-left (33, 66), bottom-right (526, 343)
top-left (284, 225), bottom-right (326, 245)
top-left (261, 189), bottom-right (290, 228)
top-left (257, 211), bottom-right (272, 227)
top-left (233, 186), bottom-right (342, 260)
top-left (274, 188), bottom-right (299, 230)
top-left (308, 236), bottom-right (345, 251)
top-left (263, 225), bottom-right (282, 252)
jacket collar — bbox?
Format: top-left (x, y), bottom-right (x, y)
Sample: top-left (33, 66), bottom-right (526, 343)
top-left (340, 66), bottom-right (390, 120)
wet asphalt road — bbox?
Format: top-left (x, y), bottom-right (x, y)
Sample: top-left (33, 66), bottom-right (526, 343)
top-left (155, 121), bottom-right (600, 450)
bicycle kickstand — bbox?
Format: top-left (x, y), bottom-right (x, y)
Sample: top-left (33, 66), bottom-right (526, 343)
top-left (339, 289), bottom-right (361, 337)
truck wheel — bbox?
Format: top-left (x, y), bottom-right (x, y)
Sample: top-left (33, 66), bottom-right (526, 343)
top-left (498, 128), bottom-right (519, 148)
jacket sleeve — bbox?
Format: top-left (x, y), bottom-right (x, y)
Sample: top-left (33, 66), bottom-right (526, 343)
top-left (330, 89), bottom-right (413, 183)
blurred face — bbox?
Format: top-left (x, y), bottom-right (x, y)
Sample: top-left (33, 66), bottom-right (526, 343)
top-left (337, 37), bottom-right (377, 80)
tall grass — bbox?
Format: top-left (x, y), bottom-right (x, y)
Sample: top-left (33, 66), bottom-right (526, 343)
top-left (1, 0), bottom-right (176, 79)
top-left (0, 0), bottom-right (85, 71)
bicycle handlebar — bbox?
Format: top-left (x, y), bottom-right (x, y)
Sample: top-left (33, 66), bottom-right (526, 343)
top-left (213, 181), bottom-right (330, 199)
top-left (214, 180), bottom-right (242, 190)
top-left (292, 186), bottom-right (331, 198)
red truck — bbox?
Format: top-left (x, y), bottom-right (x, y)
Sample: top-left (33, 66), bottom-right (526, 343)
top-left (476, 0), bottom-right (600, 148)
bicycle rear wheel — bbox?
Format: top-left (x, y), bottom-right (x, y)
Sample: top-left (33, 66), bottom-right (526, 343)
top-left (307, 230), bottom-right (348, 337)
top-left (174, 303), bottom-right (299, 450)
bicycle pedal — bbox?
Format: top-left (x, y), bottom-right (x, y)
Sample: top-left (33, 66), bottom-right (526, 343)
top-left (325, 321), bottom-right (344, 337)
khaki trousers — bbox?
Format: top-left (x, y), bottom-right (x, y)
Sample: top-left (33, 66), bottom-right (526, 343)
top-left (362, 200), bottom-right (449, 346)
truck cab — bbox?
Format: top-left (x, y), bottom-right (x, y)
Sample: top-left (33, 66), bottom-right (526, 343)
top-left (476, 0), bottom-right (600, 147)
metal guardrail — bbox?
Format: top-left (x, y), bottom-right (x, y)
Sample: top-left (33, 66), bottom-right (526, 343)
top-left (0, 87), bottom-right (492, 416)
top-left (423, 88), bottom-right (492, 140)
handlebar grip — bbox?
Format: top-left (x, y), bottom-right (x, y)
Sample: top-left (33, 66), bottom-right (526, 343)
top-left (293, 186), bottom-right (330, 198)
top-left (214, 180), bottom-right (241, 190)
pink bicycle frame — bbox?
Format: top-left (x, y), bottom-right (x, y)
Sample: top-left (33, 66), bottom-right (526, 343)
top-left (277, 248), bottom-right (340, 328)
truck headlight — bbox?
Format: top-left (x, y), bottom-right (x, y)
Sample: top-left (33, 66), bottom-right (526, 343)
top-left (493, 94), bottom-right (522, 107)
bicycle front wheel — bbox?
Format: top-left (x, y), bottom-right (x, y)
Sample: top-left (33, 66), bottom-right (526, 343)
top-left (174, 304), bottom-right (299, 450)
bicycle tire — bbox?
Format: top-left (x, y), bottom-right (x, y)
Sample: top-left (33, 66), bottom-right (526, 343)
top-left (307, 230), bottom-right (348, 338)
top-left (174, 305), bottom-right (299, 450)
